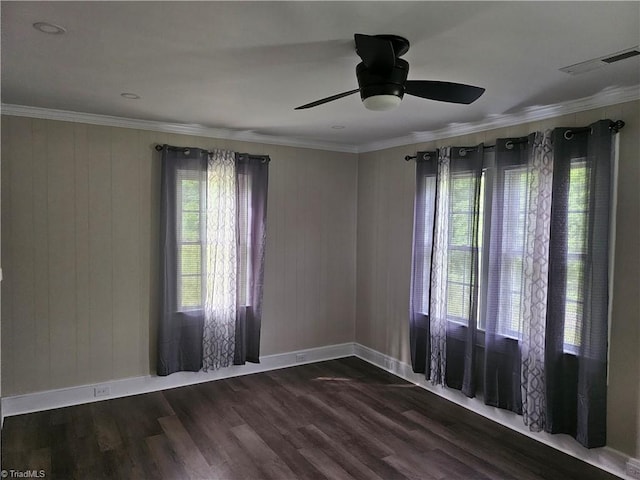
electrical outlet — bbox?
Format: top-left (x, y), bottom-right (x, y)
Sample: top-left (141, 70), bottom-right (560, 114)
top-left (295, 353), bottom-right (306, 363)
top-left (94, 386), bottom-right (111, 397)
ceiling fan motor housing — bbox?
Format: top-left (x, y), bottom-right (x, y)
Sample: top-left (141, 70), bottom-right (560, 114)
top-left (294, 33), bottom-right (485, 110)
top-left (356, 58), bottom-right (409, 101)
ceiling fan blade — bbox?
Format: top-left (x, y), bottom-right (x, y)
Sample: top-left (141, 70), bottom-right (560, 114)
top-left (354, 34), bottom-right (396, 71)
top-left (294, 89), bottom-right (360, 110)
top-left (405, 80), bottom-right (485, 104)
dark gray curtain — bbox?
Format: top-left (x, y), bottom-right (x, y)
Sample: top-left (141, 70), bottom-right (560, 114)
top-left (234, 153), bottom-right (269, 365)
top-left (157, 146), bottom-right (207, 375)
top-left (545, 120), bottom-right (613, 447)
top-left (444, 145), bottom-right (484, 397)
top-left (483, 136), bottom-right (530, 413)
top-left (409, 146), bottom-right (484, 392)
top-left (409, 151), bottom-right (438, 374)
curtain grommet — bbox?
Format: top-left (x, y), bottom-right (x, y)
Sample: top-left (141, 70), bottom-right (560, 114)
top-left (459, 148), bottom-right (467, 157)
top-left (423, 153), bottom-right (431, 161)
top-left (564, 130), bottom-right (574, 140)
top-left (505, 141), bottom-right (514, 150)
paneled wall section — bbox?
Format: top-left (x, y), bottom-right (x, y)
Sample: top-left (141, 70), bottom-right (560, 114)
top-left (0, 117), bottom-right (358, 395)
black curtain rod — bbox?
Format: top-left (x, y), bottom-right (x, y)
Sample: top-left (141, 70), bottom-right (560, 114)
top-left (155, 144), bottom-right (214, 155)
top-left (404, 139), bottom-right (527, 161)
top-left (563, 120), bottom-right (625, 139)
top-left (155, 144), bottom-right (270, 163)
top-left (404, 119), bottom-right (625, 161)
top-left (404, 142), bottom-right (507, 161)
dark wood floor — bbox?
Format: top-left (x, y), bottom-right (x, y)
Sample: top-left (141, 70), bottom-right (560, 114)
top-left (2, 357), bottom-right (620, 480)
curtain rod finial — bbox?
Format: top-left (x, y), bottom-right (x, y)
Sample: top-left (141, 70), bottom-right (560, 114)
top-left (405, 155), bottom-right (416, 161)
top-left (610, 120), bottom-right (625, 133)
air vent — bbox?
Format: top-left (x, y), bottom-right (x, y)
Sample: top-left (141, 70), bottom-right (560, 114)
top-left (560, 46), bottom-right (640, 75)
top-left (602, 50), bottom-right (640, 64)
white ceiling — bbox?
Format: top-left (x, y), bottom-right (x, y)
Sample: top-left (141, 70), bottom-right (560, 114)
top-left (2, 1), bottom-right (639, 151)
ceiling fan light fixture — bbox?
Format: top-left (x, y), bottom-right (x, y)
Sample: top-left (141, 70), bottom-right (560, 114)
top-left (362, 94), bottom-right (401, 111)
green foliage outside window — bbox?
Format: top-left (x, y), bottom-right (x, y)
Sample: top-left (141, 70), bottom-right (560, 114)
top-left (442, 163), bottom-right (587, 350)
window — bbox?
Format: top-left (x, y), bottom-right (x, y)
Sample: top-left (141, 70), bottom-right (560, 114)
top-left (177, 170), bottom-right (204, 310)
top-left (176, 168), bottom-right (257, 312)
top-left (564, 160), bottom-right (588, 351)
top-left (446, 172), bottom-right (485, 325)
top-left (436, 157), bottom-right (589, 352)
top-left (494, 166), bottom-right (528, 338)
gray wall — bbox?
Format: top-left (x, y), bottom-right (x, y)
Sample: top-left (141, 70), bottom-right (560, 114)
top-left (0, 117), bottom-right (357, 395)
top-left (355, 100), bottom-right (640, 456)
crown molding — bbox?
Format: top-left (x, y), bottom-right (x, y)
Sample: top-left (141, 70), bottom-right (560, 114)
top-left (2, 84), bottom-right (638, 155)
top-left (357, 84), bottom-right (640, 153)
top-left (0, 104), bottom-right (359, 154)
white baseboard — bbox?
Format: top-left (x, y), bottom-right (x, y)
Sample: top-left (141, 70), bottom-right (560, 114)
top-left (1, 342), bottom-right (355, 420)
top-left (627, 458), bottom-right (640, 479)
top-left (1, 341), bottom-right (636, 480)
top-left (352, 343), bottom-right (634, 480)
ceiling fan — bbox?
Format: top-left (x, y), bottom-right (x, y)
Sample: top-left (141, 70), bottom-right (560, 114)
top-left (295, 33), bottom-right (485, 111)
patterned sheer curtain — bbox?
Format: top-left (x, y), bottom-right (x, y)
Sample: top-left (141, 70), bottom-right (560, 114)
top-left (202, 150), bottom-right (237, 371)
top-left (520, 131), bottom-right (553, 431)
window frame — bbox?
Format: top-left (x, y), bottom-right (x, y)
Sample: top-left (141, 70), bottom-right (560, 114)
top-left (445, 170), bottom-right (485, 327)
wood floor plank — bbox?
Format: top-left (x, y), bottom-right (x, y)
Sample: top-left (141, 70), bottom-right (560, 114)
top-left (230, 423), bottom-right (299, 480)
top-left (248, 390), bottom-right (310, 448)
top-left (27, 446), bottom-right (51, 474)
top-left (162, 384), bottom-right (260, 479)
top-left (91, 402), bottom-right (123, 452)
top-left (48, 423), bottom-right (76, 479)
top-left (383, 453), bottom-right (441, 480)
top-left (233, 397), bottom-right (325, 479)
top-left (298, 446), bottom-right (355, 480)
top-left (145, 434), bottom-right (190, 480)
top-left (421, 448), bottom-right (492, 480)
top-left (1, 357), bottom-right (620, 480)
top-left (157, 415), bottom-right (214, 479)
top-left (300, 424), bottom-right (386, 480)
